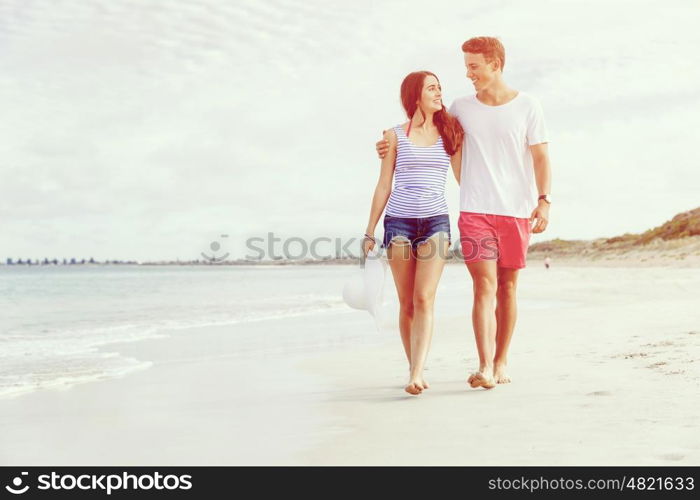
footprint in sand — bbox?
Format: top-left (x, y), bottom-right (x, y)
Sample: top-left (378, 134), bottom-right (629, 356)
top-left (587, 391), bottom-right (612, 397)
top-left (647, 362), bottom-right (667, 368)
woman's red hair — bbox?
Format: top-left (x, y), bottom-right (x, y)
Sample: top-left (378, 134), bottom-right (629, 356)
top-left (400, 71), bottom-right (464, 155)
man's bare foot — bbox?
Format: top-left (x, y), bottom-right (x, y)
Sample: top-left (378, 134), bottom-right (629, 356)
top-left (420, 379), bottom-right (430, 390)
top-left (494, 364), bottom-right (511, 384)
top-left (404, 382), bottom-right (422, 395)
top-left (467, 365), bottom-right (487, 386)
top-left (468, 371), bottom-right (496, 389)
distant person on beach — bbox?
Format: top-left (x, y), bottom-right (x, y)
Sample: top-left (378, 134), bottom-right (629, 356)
top-left (362, 71), bottom-right (464, 395)
top-left (376, 37), bottom-right (552, 389)
top-left (544, 256), bottom-right (551, 269)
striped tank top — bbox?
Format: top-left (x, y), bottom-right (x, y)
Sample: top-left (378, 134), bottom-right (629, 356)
top-left (385, 124), bottom-right (450, 218)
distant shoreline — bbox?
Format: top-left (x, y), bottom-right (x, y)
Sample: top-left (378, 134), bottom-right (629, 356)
top-left (4, 207), bottom-right (698, 268)
top-left (2, 248), bottom-right (698, 269)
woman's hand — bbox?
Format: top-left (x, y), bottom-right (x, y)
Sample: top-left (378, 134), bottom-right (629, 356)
top-left (362, 235), bottom-right (376, 257)
top-left (450, 145), bottom-right (462, 185)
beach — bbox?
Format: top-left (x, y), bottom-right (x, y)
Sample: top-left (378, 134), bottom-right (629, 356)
top-left (0, 263), bottom-right (698, 465)
top-left (2, 0), bottom-right (700, 470)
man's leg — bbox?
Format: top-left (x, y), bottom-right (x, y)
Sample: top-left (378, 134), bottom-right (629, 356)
top-left (494, 266), bottom-right (520, 383)
top-left (466, 260), bottom-right (498, 388)
top-left (492, 214), bottom-right (530, 383)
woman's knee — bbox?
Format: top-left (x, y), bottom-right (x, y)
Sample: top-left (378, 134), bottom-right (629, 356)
top-left (412, 290), bottom-right (435, 311)
top-left (398, 297), bottom-right (415, 317)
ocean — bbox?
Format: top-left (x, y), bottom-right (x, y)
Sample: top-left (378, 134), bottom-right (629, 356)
top-left (0, 264), bottom-right (351, 399)
top-left (0, 262), bottom-right (573, 400)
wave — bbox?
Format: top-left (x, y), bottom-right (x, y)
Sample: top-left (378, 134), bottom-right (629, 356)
top-left (0, 293), bottom-right (349, 400)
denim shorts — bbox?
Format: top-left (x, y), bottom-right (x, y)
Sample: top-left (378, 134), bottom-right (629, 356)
top-left (382, 214), bottom-right (451, 251)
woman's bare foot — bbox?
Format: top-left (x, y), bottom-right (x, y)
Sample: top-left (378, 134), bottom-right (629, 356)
top-left (404, 382), bottom-right (423, 395)
top-left (407, 366), bottom-right (429, 390)
top-left (494, 363), bottom-right (511, 384)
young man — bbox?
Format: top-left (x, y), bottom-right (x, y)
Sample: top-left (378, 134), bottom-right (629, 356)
top-left (376, 37), bottom-right (552, 389)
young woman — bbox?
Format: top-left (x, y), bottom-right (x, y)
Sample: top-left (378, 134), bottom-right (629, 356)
top-left (362, 71), bottom-right (463, 395)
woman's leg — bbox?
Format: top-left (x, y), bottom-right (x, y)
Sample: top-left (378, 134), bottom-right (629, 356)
top-left (407, 232), bottom-right (449, 394)
top-left (386, 237), bottom-right (416, 371)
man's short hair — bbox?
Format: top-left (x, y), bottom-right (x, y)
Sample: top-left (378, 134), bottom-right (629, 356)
top-left (461, 37), bottom-right (506, 71)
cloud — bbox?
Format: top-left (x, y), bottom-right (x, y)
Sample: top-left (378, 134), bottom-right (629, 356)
top-left (1, 0), bottom-right (699, 260)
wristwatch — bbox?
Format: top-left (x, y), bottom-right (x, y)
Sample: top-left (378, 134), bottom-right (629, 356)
top-left (538, 194), bottom-right (552, 204)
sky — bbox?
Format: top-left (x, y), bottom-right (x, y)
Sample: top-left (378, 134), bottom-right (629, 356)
top-left (1, 0), bottom-right (699, 261)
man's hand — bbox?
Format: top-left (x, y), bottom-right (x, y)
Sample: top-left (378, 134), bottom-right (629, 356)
top-left (376, 130), bottom-right (389, 159)
top-left (530, 200), bottom-right (550, 233)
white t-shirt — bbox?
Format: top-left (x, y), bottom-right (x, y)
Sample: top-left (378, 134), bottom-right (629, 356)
top-left (448, 91), bottom-right (548, 218)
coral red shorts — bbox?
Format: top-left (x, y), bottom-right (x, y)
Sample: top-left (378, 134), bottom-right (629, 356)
top-left (458, 211), bottom-right (532, 269)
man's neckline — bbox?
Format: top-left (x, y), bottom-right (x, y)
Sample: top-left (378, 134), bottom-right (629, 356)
top-left (474, 90), bottom-right (521, 108)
